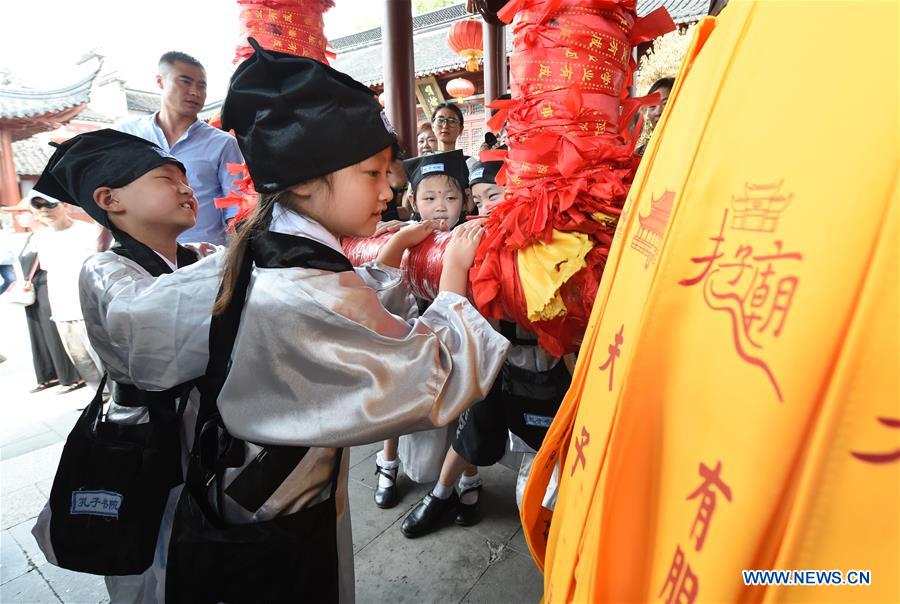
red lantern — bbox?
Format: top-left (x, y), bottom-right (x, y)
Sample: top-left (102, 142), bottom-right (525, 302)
top-left (446, 77), bottom-right (476, 102)
top-left (447, 18), bottom-right (484, 72)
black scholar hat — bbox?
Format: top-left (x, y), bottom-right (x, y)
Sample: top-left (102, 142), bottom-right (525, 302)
top-left (467, 159), bottom-right (503, 187)
top-left (33, 129), bottom-right (185, 228)
top-left (222, 38), bottom-right (397, 193)
top-left (403, 149), bottom-right (469, 195)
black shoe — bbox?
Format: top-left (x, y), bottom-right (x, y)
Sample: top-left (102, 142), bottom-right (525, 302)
top-left (57, 381), bottom-right (86, 395)
top-left (401, 491), bottom-right (458, 538)
top-left (454, 483), bottom-right (483, 526)
top-left (374, 464), bottom-right (399, 509)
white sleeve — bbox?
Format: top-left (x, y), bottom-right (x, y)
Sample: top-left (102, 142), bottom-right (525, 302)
top-left (79, 252), bottom-right (224, 389)
top-left (217, 268), bottom-right (510, 448)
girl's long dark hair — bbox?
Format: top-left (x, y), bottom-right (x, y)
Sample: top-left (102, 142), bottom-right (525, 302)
top-left (212, 191), bottom-right (284, 316)
top-left (212, 174), bottom-right (334, 316)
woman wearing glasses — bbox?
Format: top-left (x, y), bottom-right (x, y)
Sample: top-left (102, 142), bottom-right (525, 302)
top-left (431, 103), bottom-right (465, 153)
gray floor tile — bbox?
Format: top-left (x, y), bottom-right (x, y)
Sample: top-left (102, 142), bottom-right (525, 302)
top-left (1, 485), bottom-right (49, 531)
top-left (1, 530), bottom-right (33, 585)
top-left (35, 479), bottom-right (54, 499)
top-left (0, 443), bottom-right (63, 495)
top-left (0, 568), bottom-right (59, 603)
top-left (349, 441), bottom-right (383, 469)
top-left (1, 431), bottom-right (65, 462)
top-left (462, 464), bottom-right (522, 544)
top-left (41, 411), bottom-right (81, 440)
top-left (461, 548), bottom-right (543, 604)
top-left (348, 479), bottom-right (409, 554)
top-left (354, 522), bottom-right (496, 604)
top-left (506, 527), bottom-right (529, 555)
top-left (37, 563), bottom-right (108, 604)
top-left (8, 519), bottom-right (46, 568)
top-left (0, 423), bottom-right (51, 449)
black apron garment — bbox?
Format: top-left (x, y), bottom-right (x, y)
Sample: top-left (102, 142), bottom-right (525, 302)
top-left (44, 235), bottom-right (199, 576)
top-left (498, 322), bottom-right (573, 451)
top-left (47, 377), bottom-right (192, 575)
top-left (167, 230), bottom-right (354, 603)
top-left (450, 376), bottom-right (508, 466)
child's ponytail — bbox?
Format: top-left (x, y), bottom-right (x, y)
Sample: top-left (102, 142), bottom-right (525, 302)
top-left (213, 191), bottom-right (282, 315)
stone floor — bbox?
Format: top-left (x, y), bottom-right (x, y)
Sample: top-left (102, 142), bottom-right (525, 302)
top-left (0, 303), bottom-right (543, 603)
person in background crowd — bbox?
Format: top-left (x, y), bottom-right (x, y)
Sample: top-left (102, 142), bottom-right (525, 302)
top-left (1, 201), bottom-right (81, 392)
top-left (0, 217), bottom-right (18, 292)
top-left (417, 122), bottom-right (438, 156)
top-left (116, 51), bottom-right (243, 246)
top-left (400, 159), bottom-right (571, 538)
top-left (646, 77), bottom-right (674, 129)
top-left (432, 103), bottom-right (465, 152)
top-left (382, 148), bottom-right (412, 222)
top-left (30, 195), bottom-right (104, 391)
top-left (374, 150), bottom-right (474, 511)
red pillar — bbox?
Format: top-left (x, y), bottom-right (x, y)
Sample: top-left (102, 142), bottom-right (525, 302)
top-left (0, 128), bottom-right (20, 208)
top-left (483, 21), bottom-right (508, 106)
top-left (382, 0), bottom-right (416, 157)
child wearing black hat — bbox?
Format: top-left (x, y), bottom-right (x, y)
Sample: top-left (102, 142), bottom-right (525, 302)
top-left (29, 129), bottom-right (225, 602)
top-left (403, 149), bottom-right (469, 226)
top-left (469, 159), bottom-right (506, 215)
top-left (399, 158), bottom-right (572, 539)
top-left (371, 149), bottom-right (474, 506)
top-left (162, 40), bottom-right (509, 602)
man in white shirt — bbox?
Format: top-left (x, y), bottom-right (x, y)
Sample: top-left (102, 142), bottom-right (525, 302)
top-left (117, 51), bottom-right (243, 246)
top-left (30, 195), bottom-right (104, 392)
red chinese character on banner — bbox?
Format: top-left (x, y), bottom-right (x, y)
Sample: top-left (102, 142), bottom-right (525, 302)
top-left (686, 461), bottom-right (733, 551)
top-left (679, 187), bottom-right (803, 403)
top-left (658, 545), bottom-right (699, 604)
top-left (570, 426), bottom-right (591, 477)
top-left (851, 417), bottom-right (900, 464)
top-left (597, 324), bottom-right (624, 391)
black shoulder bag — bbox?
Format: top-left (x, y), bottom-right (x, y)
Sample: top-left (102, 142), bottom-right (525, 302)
top-left (45, 238), bottom-right (200, 575)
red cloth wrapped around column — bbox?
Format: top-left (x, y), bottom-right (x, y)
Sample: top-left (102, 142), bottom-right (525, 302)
top-left (235, 0), bottom-right (335, 64)
top-left (469, 0), bottom-right (674, 356)
top-left (343, 231), bottom-right (454, 301)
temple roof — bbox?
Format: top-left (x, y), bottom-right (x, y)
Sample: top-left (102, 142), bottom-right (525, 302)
top-left (0, 60), bottom-right (102, 141)
top-left (12, 137), bottom-right (53, 176)
top-left (330, 3), bottom-right (500, 86)
top-left (637, 0), bottom-right (710, 23)
top-left (125, 88), bottom-right (162, 113)
top-left (330, 0), bottom-right (708, 87)
top-left (0, 62), bottom-right (99, 121)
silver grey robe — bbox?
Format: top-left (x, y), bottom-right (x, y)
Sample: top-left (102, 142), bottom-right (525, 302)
top-left (215, 262), bottom-right (510, 602)
top-left (33, 250), bottom-right (225, 603)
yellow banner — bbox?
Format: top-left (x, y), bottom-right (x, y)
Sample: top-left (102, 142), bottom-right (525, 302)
top-left (521, 2), bottom-right (900, 602)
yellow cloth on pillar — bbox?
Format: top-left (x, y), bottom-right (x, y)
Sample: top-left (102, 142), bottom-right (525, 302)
top-left (517, 229), bottom-right (593, 321)
top-left (520, 2), bottom-right (899, 603)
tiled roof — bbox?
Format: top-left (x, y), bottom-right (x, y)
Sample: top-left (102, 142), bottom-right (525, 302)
top-left (0, 64), bottom-right (99, 120)
top-left (12, 137), bottom-right (54, 176)
top-left (637, 0), bottom-right (710, 23)
top-left (125, 88), bottom-right (160, 113)
top-left (331, 6), bottom-right (513, 87)
top-left (330, 3), bottom-right (469, 51)
top-left (330, 1), bottom-right (703, 87)
top-left (74, 107), bottom-right (115, 124)
top-left (123, 89), bottom-right (224, 117)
